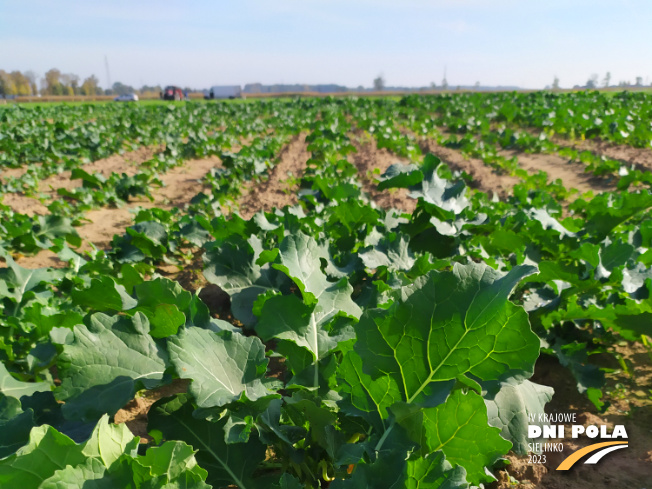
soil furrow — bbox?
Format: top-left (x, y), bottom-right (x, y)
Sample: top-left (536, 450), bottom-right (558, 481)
top-left (15, 155), bottom-right (223, 268)
top-left (349, 135), bottom-right (416, 213)
top-left (499, 149), bottom-right (615, 194)
top-left (237, 134), bottom-right (310, 220)
top-left (418, 139), bottom-right (521, 198)
top-left (518, 126), bottom-right (652, 173)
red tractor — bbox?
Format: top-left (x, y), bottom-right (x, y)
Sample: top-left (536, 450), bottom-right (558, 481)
top-left (161, 86), bottom-right (186, 101)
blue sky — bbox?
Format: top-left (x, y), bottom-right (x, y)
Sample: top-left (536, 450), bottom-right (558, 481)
top-left (1, 0), bottom-right (651, 89)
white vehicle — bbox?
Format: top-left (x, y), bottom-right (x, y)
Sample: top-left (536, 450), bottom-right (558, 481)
top-left (114, 93), bottom-right (139, 102)
top-left (204, 86), bottom-right (242, 100)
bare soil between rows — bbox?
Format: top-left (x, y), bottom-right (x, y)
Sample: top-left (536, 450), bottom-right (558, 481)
top-left (349, 134), bottom-right (417, 213)
top-left (499, 149), bottom-right (616, 195)
top-left (237, 133), bottom-right (310, 220)
top-left (530, 129), bottom-right (652, 174)
top-left (1, 146), bottom-right (159, 217)
top-left (417, 138), bottom-right (521, 198)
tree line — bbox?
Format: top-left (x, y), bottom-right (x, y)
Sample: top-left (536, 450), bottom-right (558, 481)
top-left (0, 68), bottom-right (163, 97)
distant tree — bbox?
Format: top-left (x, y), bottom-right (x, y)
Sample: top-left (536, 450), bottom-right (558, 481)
top-left (0, 70), bottom-right (12, 96)
top-left (112, 81), bottom-right (135, 96)
top-left (474, 81), bottom-right (480, 90)
top-left (552, 76), bottom-right (560, 90)
top-left (8, 71), bottom-right (31, 95)
top-left (60, 73), bottom-right (80, 95)
top-left (635, 76), bottom-right (643, 87)
top-left (139, 84), bottom-right (162, 97)
top-left (603, 72), bottom-right (611, 88)
top-left (24, 71), bottom-right (38, 95)
top-left (373, 74), bottom-right (385, 91)
top-left (44, 68), bottom-right (64, 95)
top-left (430, 81), bottom-right (437, 89)
top-left (70, 74), bottom-right (80, 94)
top-left (81, 75), bottom-right (101, 96)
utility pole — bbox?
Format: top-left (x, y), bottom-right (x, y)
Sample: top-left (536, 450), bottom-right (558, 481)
top-left (104, 55), bottom-right (111, 91)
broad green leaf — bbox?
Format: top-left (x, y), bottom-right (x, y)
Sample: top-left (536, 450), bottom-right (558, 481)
top-left (377, 163), bottom-right (423, 191)
top-left (148, 394), bottom-right (267, 489)
top-left (138, 440), bottom-right (208, 483)
top-left (584, 191), bottom-right (652, 239)
top-left (359, 234), bottom-right (415, 271)
top-left (483, 379), bottom-right (554, 455)
top-left (0, 254), bottom-right (59, 304)
top-left (71, 275), bottom-right (138, 311)
top-left (409, 170), bottom-right (470, 216)
top-left (132, 278), bottom-right (192, 338)
top-left (0, 362), bottom-right (51, 399)
top-left (39, 458), bottom-right (114, 489)
top-left (329, 450), bottom-right (407, 489)
top-left (336, 350), bottom-right (403, 430)
top-left (273, 473), bottom-right (305, 489)
top-left (355, 263), bottom-right (539, 405)
top-left (81, 414), bottom-right (139, 468)
top-left (0, 424), bottom-right (86, 488)
top-left (56, 312), bottom-right (169, 421)
top-left (405, 452), bottom-right (469, 489)
top-left (256, 294), bottom-right (355, 386)
top-left (257, 233), bottom-right (361, 385)
top-left (393, 389), bottom-right (511, 484)
top-left (168, 328), bottom-right (269, 408)
top-left (272, 232), bottom-right (361, 318)
top-left (0, 396), bottom-right (35, 458)
top-left (203, 236), bottom-right (284, 328)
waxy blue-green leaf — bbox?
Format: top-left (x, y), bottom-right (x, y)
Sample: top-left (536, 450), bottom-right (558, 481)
top-left (56, 312), bottom-right (169, 421)
top-left (168, 327), bottom-right (270, 408)
top-left (257, 232), bottom-right (361, 385)
top-left (483, 379), bottom-right (554, 455)
top-left (0, 362), bottom-right (51, 400)
top-left (203, 236), bottom-right (285, 328)
top-left (359, 233), bottom-right (415, 271)
top-left (271, 233), bottom-right (361, 320)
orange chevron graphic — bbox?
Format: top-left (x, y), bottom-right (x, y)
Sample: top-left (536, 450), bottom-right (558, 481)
top-left (556, 441), bottom-right (628, 470)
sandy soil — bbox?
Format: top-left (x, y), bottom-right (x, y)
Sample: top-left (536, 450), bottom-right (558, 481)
top-left (559, 137), bottom-right (652, 173)
top-left (14, 155), bottom-right (222, 268)
top-left (38, 146), bottom-right (159, 195)
top-left (113, 379), bottom-right (190, 444)
top-left (1, 194), bottom-right (49, 216)
top-left (500, 150), bottom-right (616, 195)
top-left (519, 128), bottom-right (652, 174)
top-left (349, 135), bottom-right (417, 213)
top-left (237, 134), bottom-right (310, 220)
top-left (418, 139), bottom-right (521, 198)
top-left (1, 146), bottom-right (159, 217)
